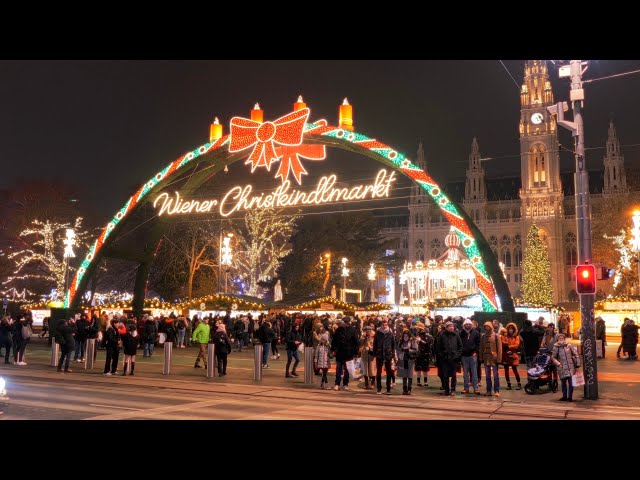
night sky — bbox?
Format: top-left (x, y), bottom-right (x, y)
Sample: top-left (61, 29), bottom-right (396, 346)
top-left (2, 60), bottom-right (640, 223)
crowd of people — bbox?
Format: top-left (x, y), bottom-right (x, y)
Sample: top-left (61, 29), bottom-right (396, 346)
top-left (0, 309), bottom-right (597, 402)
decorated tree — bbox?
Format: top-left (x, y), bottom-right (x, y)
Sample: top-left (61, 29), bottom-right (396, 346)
top-left (521, 224), bottom-right (553, 305)
top-left (606, 228), bottom-right (638, 295)
top-left (3, 218), bottom-right (90, 300)
top-left (234, 208), bottom-right (301, 297)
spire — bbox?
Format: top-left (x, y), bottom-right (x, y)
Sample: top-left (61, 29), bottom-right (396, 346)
top-left (603, 119), bottom-right (626, 194)
top-left (464, 137), bottom-right (486, 203)
top-left (469, 137), bottom-right (481, 169)
top-left (521, 60), bottom-right (553, 107)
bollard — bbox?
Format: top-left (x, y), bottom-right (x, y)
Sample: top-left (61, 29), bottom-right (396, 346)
top-left (253, 343), bottom-right (263, 381)
top-left (50, 342), bottom-right (60, 367)
top-left (207, 343), bottom-right (216, 378)
top-left (85, 339), bottom-right (96, 369)
top-left (304, 346), bottom-right (314, 385)
top-left (163, 341), bottom-right (173, 375)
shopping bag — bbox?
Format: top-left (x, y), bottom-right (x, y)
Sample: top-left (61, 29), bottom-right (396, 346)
top-left (346, 359), bottom-right (361, 379)
top-left (572, 371), bottom-right (585, 387)
top-left (353, 358), bottom-right (363, 379)
top-left (158, 332), bottom-right (166, 345)
top-left (297, 342), bottom-right (304, 352)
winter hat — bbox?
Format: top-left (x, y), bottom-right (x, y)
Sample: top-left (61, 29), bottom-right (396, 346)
top-left (463, 319), bottom-right (473, 327)
top-left (557, 333), bottom-right (566, 341)
top-left (445, 321), bottom-right (454, 328)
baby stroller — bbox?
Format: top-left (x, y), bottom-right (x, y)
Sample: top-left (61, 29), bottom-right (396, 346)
top-left (523, 347), bottom-right (558, 394)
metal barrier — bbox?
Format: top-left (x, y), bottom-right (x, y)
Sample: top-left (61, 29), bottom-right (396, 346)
top-left (50, 342), bottom-right (60, 367)
top-left (163, 341), bottom-right (173, 375)
top-left (85, 339), bottom-right (96, 369)
top-left (207, 343), bottom-right (216, 378)
top-left (253, 343), bottom-right (263, 381)
top-left (304, 346), bottom-right (314, 384)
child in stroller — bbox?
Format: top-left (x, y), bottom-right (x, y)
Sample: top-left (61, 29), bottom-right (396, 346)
top-left (524, 347), bottom-right (558, 394)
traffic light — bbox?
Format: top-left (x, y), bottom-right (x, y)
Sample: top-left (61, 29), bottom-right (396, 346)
top-left (601, 266), bottom-right (615, 280)
top-left (576, 264), bottom-right (596, 294)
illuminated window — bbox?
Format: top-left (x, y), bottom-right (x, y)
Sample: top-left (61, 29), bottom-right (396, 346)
top-left (531, 144), bottom-right (547, 187)
top-left (565, 232), bottom-right (577, 265)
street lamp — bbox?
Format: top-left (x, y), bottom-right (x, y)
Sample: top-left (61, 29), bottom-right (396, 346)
top-left (219, 232), bottom-right (234, 293)
top-left (63, 228), bottom-right (76, 298)
top-left (631, 211), bottom-right (640, 295)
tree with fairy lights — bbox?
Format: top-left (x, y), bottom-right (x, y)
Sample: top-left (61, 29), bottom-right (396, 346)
top-left (605, 228), bottom-right (638, 295)
top-left (234, 208), bottom-right (301, 297)
top-left (3, 218), bottom-right (89, 300)
top-left (521, 224), bottom-right (553, 305)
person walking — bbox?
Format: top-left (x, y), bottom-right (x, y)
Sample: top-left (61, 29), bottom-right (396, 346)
top-left (103, 319), bottom-right (122, 376)
top-left (415, 324), bottom-right (433, 387)
top-left (192, 317), bottom-right (210, 369)
top-left (373, 318), bottom-right (396, 395)
top-left (121, 323), bottom-right (139, 376)
top-left (397, 329), bottom-right (418, 395)
top-left (212, 323), bottom-right (232, 377)
top-left (501, 322), bottom-right (522, 390)
top-left (435, 321), bottom-right (463, 397)
top-left (331, 318), bottom-right (358, 391)
top-left (233, 318), bottom-right (245, 352)
top-left (479, 321), bottom-right (502, 397)
top-left (285, 322), bottom-right (303, 378)
top-left (315, 330), bottom-right (331, 389)
top-left (459, 318), bottom-right (480, 395)
top-left (550, 333), bottom-right (581, 401)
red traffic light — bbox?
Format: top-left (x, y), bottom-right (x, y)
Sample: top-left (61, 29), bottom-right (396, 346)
top-left (576, 264), bottom-right (596, 294)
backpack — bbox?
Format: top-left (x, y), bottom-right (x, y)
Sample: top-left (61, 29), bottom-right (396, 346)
top-left (22, 324), bottom-right (32, 339)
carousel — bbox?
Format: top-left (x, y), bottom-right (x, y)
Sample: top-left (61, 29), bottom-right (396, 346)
top-left (399, 227), bottom-right (478, 309)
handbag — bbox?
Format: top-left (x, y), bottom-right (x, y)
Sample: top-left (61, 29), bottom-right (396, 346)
top-left (572, 370), bottom-right (585, 387)
top-left (297, 342), bottom-right (304, 352)
top-left (22, 325), bottom-right (32, 339)
top-left (158, 332), bottom-right (166, 344)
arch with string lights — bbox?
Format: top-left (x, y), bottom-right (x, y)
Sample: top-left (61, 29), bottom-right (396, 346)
top-left (65, 98), bottom-right (514, 313)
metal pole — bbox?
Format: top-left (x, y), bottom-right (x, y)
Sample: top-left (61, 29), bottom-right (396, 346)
top-left (85, 338), bottom-right (95, 369)
top-left (207, 343), bottom-right (216, 378)
top-left (253, 343), bottom-right (263, 381)
top-left (218, 232), bottom-right (222, 293)
top-left (570, 60), bottom-right (598, 400)
top-left (163, 341), bottom-right (173, 375)
top-left (50, 341), bottom-right (60, 367)
top-left (304, 345), bottom-right (314, 384)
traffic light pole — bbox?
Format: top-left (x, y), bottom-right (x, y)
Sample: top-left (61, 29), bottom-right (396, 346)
top-left (570, 60), bottom-right (598, 400)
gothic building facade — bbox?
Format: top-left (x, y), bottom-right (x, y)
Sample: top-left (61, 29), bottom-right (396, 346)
top-left (382, 60), bottom-right (629, 303)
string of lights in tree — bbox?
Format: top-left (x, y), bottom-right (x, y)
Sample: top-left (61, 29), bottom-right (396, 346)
top-left (5, 218), bottom-right (87, 301)
top-left (521, 224), bottom-right (553, 306)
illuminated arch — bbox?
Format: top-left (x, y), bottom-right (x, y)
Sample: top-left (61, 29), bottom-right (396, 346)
top-left (65, 114), bottom-right (514, 313)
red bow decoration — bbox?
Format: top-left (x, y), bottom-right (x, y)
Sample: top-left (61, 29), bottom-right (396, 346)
top-left (229, 108), bottom-right (310, 173)
top-left (275, 120), bottom-right (327, 185)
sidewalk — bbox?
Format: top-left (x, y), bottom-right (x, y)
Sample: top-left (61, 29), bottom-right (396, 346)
top-left (2, 338), bottom-right (640, 410)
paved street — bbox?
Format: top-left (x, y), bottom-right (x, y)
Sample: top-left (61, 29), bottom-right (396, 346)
top-left (1, 339), bottom-right (639, 419)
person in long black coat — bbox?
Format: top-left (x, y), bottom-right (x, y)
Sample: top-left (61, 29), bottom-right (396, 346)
top-left (103, 319), bottom-right (121, 375)
top-left (520, 320), bottom-right (541, 367)
top-left (121, 323), bottom-right (139, 375)
top-left (622, 320), bottom-right (639, 360)
top-left (415, 327), bottom-right (433, 387)
top-left (212, 323), bottom-right (232, 377)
